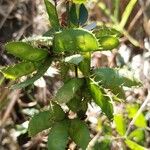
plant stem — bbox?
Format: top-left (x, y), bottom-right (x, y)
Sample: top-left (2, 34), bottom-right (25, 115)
top-left (125, 90), bottom-right (150, 137)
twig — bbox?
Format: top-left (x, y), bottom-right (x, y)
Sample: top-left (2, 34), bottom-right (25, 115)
top-left (0, 89), bottom-right (21, 127)
top-left (127, 8), bottom-right (143, 33)
top-left (0, 0), bottom-right (17, 29)
top-left (0, 80), bottom-right (14, 102)
top-left (87, 131), bottom-right (101, 150)
top-left (125, 90), bottom-right (150, 137)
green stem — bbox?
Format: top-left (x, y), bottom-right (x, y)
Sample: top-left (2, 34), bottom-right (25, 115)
top-left (119, 0), bottom-right (138, 28)
top-left (113, 0), bottom-right (120, 21)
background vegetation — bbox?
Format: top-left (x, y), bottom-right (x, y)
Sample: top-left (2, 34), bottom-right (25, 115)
top-left (0, 0), bottom-right (150, 149)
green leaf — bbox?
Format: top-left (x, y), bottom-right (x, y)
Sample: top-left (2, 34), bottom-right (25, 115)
top-left (99, 36), bottom-right (119, 50)
top-left (55, 78), bottom-right (84, 103)
top-left (65, 54), bottom-right (83, 65)
top-left (44, 0), bottom-right (60, 30)
top-left (125, 139), bottom-right (147, 150)
top-left (1, 62), bottom-right (36, 80)
top-left (94, 67), bottom-right (141, 98)
top-left (48, 120), bottom-right (69, 150)
top-left (79, 4), bottom-right (88, 25)
top-left (52, 103), bottom-right (65, 120)
top-left (49, 102), bottom-right (66, 121)
top-left (72, 0), bottom-right (86, 4)
top-left (43, 28), bottom-right (55, 37)
top-left (94, 27), bottom-right (120, 50)
top-left (88, 79), bottom-right (114, 120)
top-left (5, 42), bottom-right (48, 61)
top-left (28, 110), bottom-right (53, 137)
top-left (69, 3), bottom-right (78, 26)
top-left (11, 58), bottom-right (52, 89)
top-left (128, 128), bottom-right (145, 144)
top-left (53, 28), bottom-right (99, 53)
top-left (114, 114), bottom-right (126, 136)
top-left (79, 52), bottom-right (91, 76)
top-left (69, 118), bottom-right (90, 149)
top-left (67, 96), bottom-right (81, 112)
top-left (60, 62), bottom-right (70, 80)
top-left (94, 26), bottom-right (121, 38)
top-left (126, 104), bottom-right (147, 128)
top-left (28, 102), bottom-right (65, 137)
top-left (93, 139), bottom-right (111, 150)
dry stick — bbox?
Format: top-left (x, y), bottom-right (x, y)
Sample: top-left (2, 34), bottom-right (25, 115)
top-left (87, 131), bottom-right (101, 150)
top-left (127, 0), bottom-right (150, 33)
top-left (0, 89), bottom-right (21, 127)
top-left (15, 22), bottom-right (33, 40)
top-left (0, 80), bottom-right (14, 102)
top-left (127, 8), bottom-right (143, 32)
top-left (0, 0), bottom-right (17, 29)
top-left (125, 90), bottom-right (150, 137)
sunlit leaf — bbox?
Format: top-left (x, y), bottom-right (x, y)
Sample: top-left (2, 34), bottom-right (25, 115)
top-left (5, 42), bottom-right (48, 61)
top-left (99, 36), bottom-right (119, 50)
top-left (53, 28), bottom-right (99, 53)
top-left (94, 26), bottom-right (121, 38)
top-left (69, 118), bottom-right (90, 149)
top-left (125, 139), bottom-right (147, 150)
top-left (128, 128), bottom-right (145, 144)
top-left (72, 0), bottom-right (86, 4)
top-left (126, 104), bottom-right (147, 128)
top-left (11, 58), bottom-right (52, 89)
top-left (114, 114), bottom-right (126, 136)
top-left (1, 62), bottom-right (36, 80)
